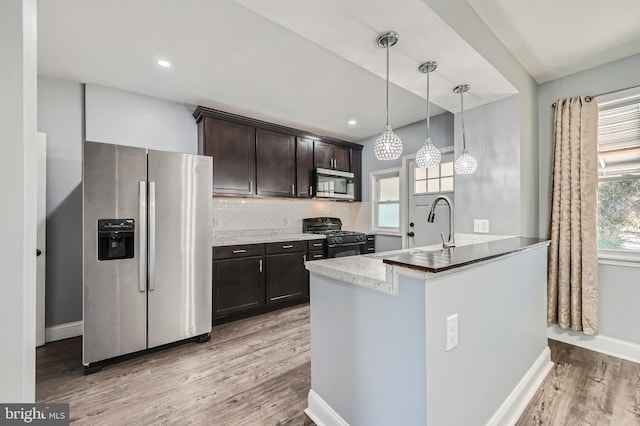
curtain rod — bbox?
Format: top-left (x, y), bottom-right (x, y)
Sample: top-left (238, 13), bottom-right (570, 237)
top-left (551, 83), bottom-right (640, 108)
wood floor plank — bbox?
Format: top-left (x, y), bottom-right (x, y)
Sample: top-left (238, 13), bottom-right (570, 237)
top-left (516, 339), bottom-right (640, 426)
top-left (38, 308), bottom-right (640, 425)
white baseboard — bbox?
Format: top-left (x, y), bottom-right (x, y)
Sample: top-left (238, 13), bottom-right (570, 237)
top-left (45, 320), bottom-right (83, 343)
top-left (487, 347), bottom-right (553, 426)
top-left (305, 389), bottom-right (349, 426)
top-left (548, 325), bottom-right (640, 364)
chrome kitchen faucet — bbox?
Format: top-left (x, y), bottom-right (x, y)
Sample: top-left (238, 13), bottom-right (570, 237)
top-left (427, 195), bottom-right (455, 249)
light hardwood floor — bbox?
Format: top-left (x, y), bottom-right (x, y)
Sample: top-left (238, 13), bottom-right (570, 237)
top-left (517, 339), bottom-right (640, 425)
top-left (37, 304), bottom-right (314, 425)
top-left (38, 304), bottom-right (640, 425)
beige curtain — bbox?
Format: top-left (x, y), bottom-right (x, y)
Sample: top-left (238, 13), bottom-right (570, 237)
top-left (548, 96), bottom-right (599, 335)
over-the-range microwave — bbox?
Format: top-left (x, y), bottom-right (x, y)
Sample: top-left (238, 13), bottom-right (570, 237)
top-left (314, 168), bottom-right (355, 200)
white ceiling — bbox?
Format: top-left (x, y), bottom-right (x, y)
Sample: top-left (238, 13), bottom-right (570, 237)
top-left (36, 0), bottom-right (640, 141)
top-left (37, 0), bottom-right (516, 142)
top-left (467, 0), bottom-right (640, 83)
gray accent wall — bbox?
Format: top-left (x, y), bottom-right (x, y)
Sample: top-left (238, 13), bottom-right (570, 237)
top-left (539, 53), bottom-right (640, 346)
top-left (38, 78), bottom-right (197, 327)
top-left (361, 112), bottom-right (454, 202)
top-left (38, 76), bottom-right (84, 326)
top-left (454, 95), bottom-right (520, 235)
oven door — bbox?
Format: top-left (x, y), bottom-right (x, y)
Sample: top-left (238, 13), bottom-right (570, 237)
top-left (327, 242), bottom-right (367, 258)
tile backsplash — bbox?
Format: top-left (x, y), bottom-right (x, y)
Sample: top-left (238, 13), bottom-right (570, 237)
top-left (213, 197), bottom-right (370, 233)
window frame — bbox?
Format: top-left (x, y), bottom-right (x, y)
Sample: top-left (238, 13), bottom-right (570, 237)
top-left (596, 87), bottom-right (640, 263)
top-left (370, 167), bottom-right (401, 235)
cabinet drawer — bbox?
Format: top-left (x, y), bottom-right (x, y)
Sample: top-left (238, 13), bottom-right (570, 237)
top-left (307, 240), bottom-right (326, 250)
top-left (213, 244), bottom-right (264, 260)
top-left (366, 234), bottom-right (375, 242)
top-left (307, 250), bottom-right (326, 260)
top-left (365, 245), bottom-right (376, 254)
top-left (266, 240), bottom-right (307, 255)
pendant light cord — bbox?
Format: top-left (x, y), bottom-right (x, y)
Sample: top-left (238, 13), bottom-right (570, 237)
top-left (385, 42), bottom-right (390, 126)
top-left (426, 70), bottom-right (430, 140)
top-left (460, 89), bottom-right (467, 150)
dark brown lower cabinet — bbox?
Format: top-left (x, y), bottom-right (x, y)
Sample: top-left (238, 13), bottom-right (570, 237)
top-left (212, 256), bottom-right (265, 318)
top-left (266, 252), bottom-right (308, 305)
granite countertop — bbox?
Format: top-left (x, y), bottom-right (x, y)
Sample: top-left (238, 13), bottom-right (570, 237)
top-left (213, 232), bottom-right (325, 247)
top-left (305, 235), bottom-right (549, 295)
top-left (381, 237), bottom-right (550, 273)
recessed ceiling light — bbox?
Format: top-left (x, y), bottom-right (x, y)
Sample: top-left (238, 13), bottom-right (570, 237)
top-left (347, 119), bottom-right (357, 126)
top-left (157, 59), bottom-right (171, 68)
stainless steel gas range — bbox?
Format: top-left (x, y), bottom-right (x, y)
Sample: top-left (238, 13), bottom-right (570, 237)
top-left (303, 217), bottom-right (367, 258)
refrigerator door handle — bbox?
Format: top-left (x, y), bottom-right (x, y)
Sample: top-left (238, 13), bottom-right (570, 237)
top-left (139, 181), bottom-right (147, 293)
top-left (148, 181), bottom-right (156, 291)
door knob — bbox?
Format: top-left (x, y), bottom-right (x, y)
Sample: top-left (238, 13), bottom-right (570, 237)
top-left (407, 232), bottom-right (415, 237)
top-left (36, 249), bottom-right (42, 257)
top-left (409, 222), bottom-right (414, 227)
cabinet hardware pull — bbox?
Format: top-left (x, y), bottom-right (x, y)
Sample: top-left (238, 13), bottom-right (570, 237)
top-left (282, 245), bottom-right (294, 249)
top-left (313, 254), bottom-right (323, 258)
top-left (309, 185), bottom-right (312, 196)
top-left (292, 184), bottom-right (295, 195)
top-left (313, 243), bottom-right (322, 247)
top-left (232, 249), bottom-right (246, 254)
top-left (249, 181), bottom-right (253, 193)
top-left (258, 259), bottom-right (263, 272)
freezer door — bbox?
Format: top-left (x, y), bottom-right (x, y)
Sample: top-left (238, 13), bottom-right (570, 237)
top-left (147, 149), bottom-right (213, 348)
top-left (83, 141), bottom-right (148, 365)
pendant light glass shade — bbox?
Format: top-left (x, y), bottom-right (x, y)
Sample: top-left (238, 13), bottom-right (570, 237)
top-left (374, 31), bottom-right (403, 161)
top-left (453, 84), bottom-right (477, 175)
top-left (375, 125), bottom-right (403, 160)
top-left (416, 61), bottom-right (441, 168)
top-left (454, 149), bottom-right (477, 174)
top-left (416, 138), bottom-right (441, 168)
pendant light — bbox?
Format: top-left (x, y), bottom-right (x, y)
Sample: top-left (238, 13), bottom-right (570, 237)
top-left (453, 84), bottom-right (477, 174)
top-left (415, 61), bottom-right (441, 168)
top-left (373, 31), bottom-right (403, 161)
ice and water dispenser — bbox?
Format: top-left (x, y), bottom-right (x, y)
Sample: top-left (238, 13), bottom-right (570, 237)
top-left (97, 219), bottom-right (135, 260)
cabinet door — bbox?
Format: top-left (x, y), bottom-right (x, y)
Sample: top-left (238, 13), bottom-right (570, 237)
top-left (266, 252), bottom-right (308, 305)
top-left (213, 256), bottom-right (265, 318)
top-left (334, 145), bottom-right (351, 172)
top-left (203, 117), bottom-right (255, 195)
top-left (296, 137), bottom-right (314, 198)
top-left (313, 141), bottom-right (334, 169)
top-left (351, 149), bottom-right (362, 201)
top-left (256, 129), bottom-right (296, 197)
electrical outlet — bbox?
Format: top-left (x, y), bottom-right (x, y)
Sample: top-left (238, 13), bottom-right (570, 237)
top-left (214, 218), bottom-right (221, 228)
top-left (283, 216), bottom-right (289, 227)
top-left (446, 314), bottom-right (458, 351)
top-left (473, 219), bottom-right (489, 233)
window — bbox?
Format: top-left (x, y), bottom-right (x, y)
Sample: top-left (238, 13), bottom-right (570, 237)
top-left (414, 160), bottom-right (454, 194)
top-left (597, 93), bottom-right (640, 254)
top-left (371, 169), bottom-right (400, 232)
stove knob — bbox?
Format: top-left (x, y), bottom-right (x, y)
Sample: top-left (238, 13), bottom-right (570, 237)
top-left (336, 237), bottom-right (342, 244)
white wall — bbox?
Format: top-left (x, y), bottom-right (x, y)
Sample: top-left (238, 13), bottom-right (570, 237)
top-left (85, 84), bottom-right (197, 153)
top-left (454, 95), bottom-right (520, 235)
top-left (539, 54), bottom-right (640, 349)
top-left (0, 0), bottom-right (37, 402)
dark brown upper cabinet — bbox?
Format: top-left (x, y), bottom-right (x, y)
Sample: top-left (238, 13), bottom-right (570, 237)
top-left (351, 149), bottom-right (362, 201)
top-left (199, 117), bottom-right (255, 195)
top-left (194, 106), bottom-right (362, 199)
top-left (314, 141), bottom-right (351, 172)
top-left (256, 129), bottom-right (296, 197)
top-left (296, 137), bottom-right (314, 198)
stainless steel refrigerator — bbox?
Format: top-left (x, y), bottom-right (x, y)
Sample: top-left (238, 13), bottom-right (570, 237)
top-left (82, 141), bottom-right (212, 371)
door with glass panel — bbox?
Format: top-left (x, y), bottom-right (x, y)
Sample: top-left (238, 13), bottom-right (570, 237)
top-left (407, 150), bottom-right (454, 248)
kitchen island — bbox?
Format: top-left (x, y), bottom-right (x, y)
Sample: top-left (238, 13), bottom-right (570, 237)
top-left (304, 235), bottom-right (551, 426)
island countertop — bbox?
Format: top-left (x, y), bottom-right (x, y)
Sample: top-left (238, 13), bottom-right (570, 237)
top-left (381, 237), bottom-right (549, 273)
top-left (305, 235), bottom-right (550, 295)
